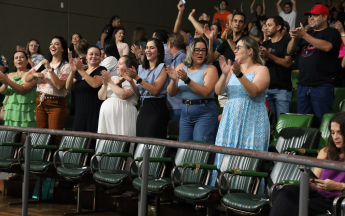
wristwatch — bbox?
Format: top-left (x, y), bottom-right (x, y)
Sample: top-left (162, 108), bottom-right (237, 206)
top-left (136, 78), bottom-right (143, 84)
top-left (137, 54), bottom-right (143, 59)
top-left (236, 72), bottom-right (244, 79)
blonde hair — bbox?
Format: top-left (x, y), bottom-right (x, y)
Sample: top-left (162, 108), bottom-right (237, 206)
top-left (240, 36), bottom-right (264, 65)
top-left (184, 38), bottom-right (210, 68)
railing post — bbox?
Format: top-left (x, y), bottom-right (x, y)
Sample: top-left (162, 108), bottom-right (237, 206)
top-left (22, 133), bottom-right (31, 216)
top-left (299, 167), bottom-right (309, 216)
top-left (139, 145), bottom-right (150, 216)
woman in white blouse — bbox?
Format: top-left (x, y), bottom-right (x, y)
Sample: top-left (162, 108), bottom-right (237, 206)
top-left (25, 36), bottom-right (71, 146)
top-left (99, 40), bottom-right (120, 76)
top-left (112, 27), bottom-right (129, 57)
top-left (97, 55), bottom-right (138, 138)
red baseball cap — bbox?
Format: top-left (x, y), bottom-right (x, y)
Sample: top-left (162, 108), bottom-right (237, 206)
top-left (304, 4), bottom-right (329, 16)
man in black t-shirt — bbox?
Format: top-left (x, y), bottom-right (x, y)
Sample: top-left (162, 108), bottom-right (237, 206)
top-left (287, 4), bottom-right (342, 126)
top-left (211, 12), bottom-right (247, 107)
top-left (261, 16), bottom-right (293, 124)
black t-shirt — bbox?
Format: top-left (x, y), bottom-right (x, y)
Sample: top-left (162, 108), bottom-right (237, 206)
top-left (216, 33), bottom-right (247, 61)
top-left (99, 24), bottom-right (114, 42)
top-left (297, 27), bottom-right (342, 86)
top-left (262, 37), bottom-right (292, 91)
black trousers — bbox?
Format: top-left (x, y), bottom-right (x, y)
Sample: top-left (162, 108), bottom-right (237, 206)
top-left (136, 98), bottom-right (170, 139)
top-left (269, 185), bottom-right (333, 216)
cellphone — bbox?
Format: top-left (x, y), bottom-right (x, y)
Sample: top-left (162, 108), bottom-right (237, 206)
top-left (36, 64), bottom-right (46, 73)
top-left (299, 167), bottom-right (318, 179)
top-left (181, 0), bottom-right (186, 5)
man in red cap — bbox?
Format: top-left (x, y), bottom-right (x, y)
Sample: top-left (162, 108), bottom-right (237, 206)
top-left (287, 4), bottom-right (342, 127)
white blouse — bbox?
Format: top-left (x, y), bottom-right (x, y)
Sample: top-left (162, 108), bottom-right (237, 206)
top-left (100, 56), bottom-right (118, 76)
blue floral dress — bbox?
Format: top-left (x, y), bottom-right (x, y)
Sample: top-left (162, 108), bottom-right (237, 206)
top-left (210, 68), bottom-right (270, 185)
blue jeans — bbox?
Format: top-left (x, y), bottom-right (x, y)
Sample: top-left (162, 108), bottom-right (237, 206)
top-left (297, 84), bottom-right (334, 127)
top-left (266, 89), bottom-right (292, 124)
top-left (179, 101), bottom-right (218, 143)
top-left (168, 109), bottom-right (181, 122)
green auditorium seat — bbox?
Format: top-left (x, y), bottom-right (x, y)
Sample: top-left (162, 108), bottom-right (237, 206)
top-left (270, 113), bottom-right (314, 149)
top-left (318, 114), bottom-right (334, 150)
top-left (132, 140), bottom-right (213, 215)
top-left (333, 88), bottom-right (345, 113)
top-left (0, 130), bottom-right (22, 171)
top-left (221, 127), bottom-right (320, 215)
top-left (93, 142), bottom-right (167, 188)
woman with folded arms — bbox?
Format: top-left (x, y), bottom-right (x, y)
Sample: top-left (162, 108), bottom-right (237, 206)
top-left (126, 38), bottom-right (170, 138)
top-left (25, 36), bottom-right (71, 145)
top-left (66, 46), bottom-right (105, 133)
top-left (0, 51), bottom-right (37, 127)
top-left (166, 38), bottom-right (218, 142)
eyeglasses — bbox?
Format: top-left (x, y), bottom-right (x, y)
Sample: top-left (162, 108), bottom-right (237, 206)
top-left (308, 14), bottom-right (322, 18)
top-left (29, 45), bottom-right (39, 48)
top-left (194, 48), bottom-right (207, 54)
top-left (220, 3), bottom-right (226, 6)
top-left (234, 45), bottom-right (244, 51)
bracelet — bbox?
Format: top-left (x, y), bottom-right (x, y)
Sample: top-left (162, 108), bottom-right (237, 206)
top-left (184, 77), bottom-right (191, 84)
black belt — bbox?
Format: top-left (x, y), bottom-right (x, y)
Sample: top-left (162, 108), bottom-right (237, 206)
top-left (182, 98), bottom-right (213, 106)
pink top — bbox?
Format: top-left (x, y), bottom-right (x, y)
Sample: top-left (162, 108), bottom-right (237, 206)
top-left (339, 42), bottom-right (345, 58)
top-left (117, 42), bottom-right (129, 57)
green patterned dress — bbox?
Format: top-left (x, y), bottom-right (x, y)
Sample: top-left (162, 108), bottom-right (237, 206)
top-left (3, 74), bottom-right (37, 127)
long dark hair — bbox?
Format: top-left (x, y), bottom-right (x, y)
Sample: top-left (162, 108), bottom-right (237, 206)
top-left (142, 38), bottom-right (164, 70)
top-left (25, 39), bottom-right (42, 58)
top-left (326, 112), bottom-right (345, 161)
top-left (48, 36), bottom-right (69, 70)
top-left (132, 27), bottom-right (147, 46)
top-left (104, 40), bottom-right (120, 60)
top-left (13, 51), bottom-right (32, 71)
top-left (68, 33), bottom-right (82, 52)
top-left (112, 27), bottom-right (125, 42)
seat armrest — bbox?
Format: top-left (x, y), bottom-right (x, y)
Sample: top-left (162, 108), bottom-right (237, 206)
top-left (179, 162), bottom-right (216, 170)
top-left (68, 148), bottom-right (94, 153)
top-left (136, 157), bottom-right (172, 162)
top-left (236, 170), bottom-right (268, 178)
top-left (98, 152), bottom-right (132, 157)
top-left (0, 142), bottom-right (23, 147)
top-left (280, 180), bottom-right (300, 185)
top-left (32, 145), bottom-right (58, 149)
top-left (286, 148), bottom-right (319, 154)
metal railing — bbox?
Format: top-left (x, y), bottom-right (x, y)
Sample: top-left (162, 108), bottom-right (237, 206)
top-left (1, 125), bottom-right (344, 216)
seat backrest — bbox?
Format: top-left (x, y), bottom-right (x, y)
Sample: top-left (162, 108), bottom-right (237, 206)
top-left (267, 161), bottom-right (301, 196)
top-left (319, 113), bottom-right (334, 150)
top-left (333, 88), bottom-right (345, 112)
top-left (133, 144), bottom-right (167, 177)
top-left (24, 133), bottom-right (52, 161)
top-left (94, 139), bottom-right (128, 171)
top-left (172, 141), bottom-right (214, 184)
top-left (58, 136), bottom-right (88, 165)
top-left (0, 130), bottom-right (21, 159)
top-left (275, 127), bottom-right (320, 153)
top-left (217, 155), bottom-right (262, 193)
top-left (273, 114), bottom-right (314, 142)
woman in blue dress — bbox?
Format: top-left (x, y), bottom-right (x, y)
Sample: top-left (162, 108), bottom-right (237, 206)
top-left (210, 36), bottom-right (270, 185)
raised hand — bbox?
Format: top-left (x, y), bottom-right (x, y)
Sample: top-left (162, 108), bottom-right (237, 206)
top-left (188, 9), bottom-right (196, 20)
top-left (69, 58), bottom-right (77, 73)
top-left (121, 69), bottom-right (133, 82)
top-left (203, 24), bottom-right (215, 40)
top-left (232, 59), bottom-right (242, 76)
top-left (214, 6), bottom-right (219, 12)
top-left (101, 70), bottom-right (111, 83)
top-left (41, 59), bottom-right (51, 70)
top-left (178, 0), bottom-right (185, 12)
top-left (74, 58), bottom-right (83, 71)
top-left (126, 66), bottom-right (138, 79)
top-left (176, 69), bottom-right (188, 82)
top-left (166, 65), bottom-right (177, 81)
top-left (219, 56), bottom-right (232, 74)
top-left (290, 23), bottom-right (307, 39)
top-left (335, 21), bottom-right (345, 34)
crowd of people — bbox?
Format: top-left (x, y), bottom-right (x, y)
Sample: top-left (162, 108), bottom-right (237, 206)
top-left (1, 0), bottom-right (345, 214)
